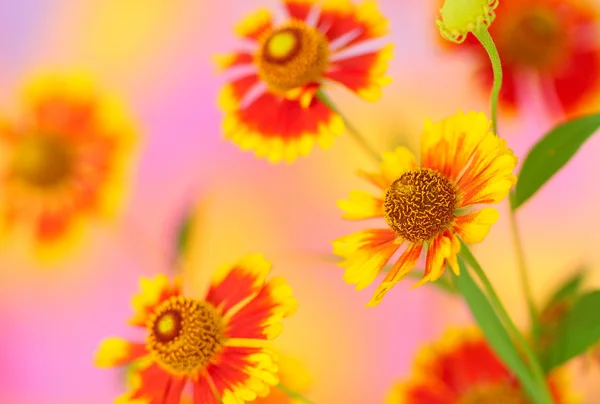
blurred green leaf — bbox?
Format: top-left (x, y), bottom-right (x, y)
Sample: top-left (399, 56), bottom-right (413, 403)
top-left (174, 210), bottom-right (194, 262)
top-left (541, 290), bottom-right (600, 372)
top-left (512, 114), bottom-right (600, 210)
top-left (454, 258), bottom-right (541, 401)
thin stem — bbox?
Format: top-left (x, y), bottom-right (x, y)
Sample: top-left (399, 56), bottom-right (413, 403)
top-left (277, 384), bottom-right (315, 404)
top-left (316, 90), bottom-right (381, 163)
top-left (473, 27), bottom-right (502, 134)
top-left (460, 244), bottom-right (554, 404)
top-left (508, 202), bottom-right (541, 345)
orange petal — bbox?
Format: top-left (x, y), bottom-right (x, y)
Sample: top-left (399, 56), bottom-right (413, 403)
top-left (326, 44), bottom-right (393, 102)
top-left (235, 9), bottom-right (273, 41)
top-left (128, 274), bottom-right (182, 327)
top-left (93, 337), bottom-right (146, 368)
top-left (454, 208), bottom-right (500, 244)
top-left (226, 276), bottom-right (297, 340)
top-left (205, 253), bottom-right (272, 315)
top-left (220, 91), bottom-right (344, 163)
top-left (337, 190), bottom-right (383, 220)
top-left (358, 146), bottom-right (418, 191)
top-left (333, 228), bottom-right (401, 291)
top-left (318, 0), bottom-right (389, 49)
top-left (207, 347), bottom-right (278, 403)
top-left (366, 242), bottom-right (423, 307)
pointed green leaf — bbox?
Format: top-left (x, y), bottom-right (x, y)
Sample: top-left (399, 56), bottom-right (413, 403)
top-left (454, 258), bottom-right (541, 401)
top-left (541, 290), bottom-right (600, 372)
top-left (512, 114), bottom-right (600, 210)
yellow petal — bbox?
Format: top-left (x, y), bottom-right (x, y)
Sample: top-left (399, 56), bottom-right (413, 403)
top-left (454, 208), bottom-right (500, 244)
top-left (93, 337), bottom-right (146, 368)
top-left (337, 190), bottom-right (383, 220)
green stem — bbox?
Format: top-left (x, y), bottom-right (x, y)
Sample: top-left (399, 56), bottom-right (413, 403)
top-left (473, 27), bottom-right (502, 134)
top-left (277, 384), bottom-right (315, 404)
top-left (316, 90), bottom-right (381, 163)
top-left (508, 203), bottom-right (541, 346)
top-left (460, 244), bottom-right (554, 404)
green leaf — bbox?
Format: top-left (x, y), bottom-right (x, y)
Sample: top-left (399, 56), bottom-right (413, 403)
top-left (512, 114), bottom-right (600, 210)
top-left (541, 290), bottom-right (600, 372)
top-left (454, 258), bottom-right (541, 401)
top-left (546, 269), bottom-right (586, 307)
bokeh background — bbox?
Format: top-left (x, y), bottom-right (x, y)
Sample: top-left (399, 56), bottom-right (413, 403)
top-left (1, 0), bottom-right (600, 403)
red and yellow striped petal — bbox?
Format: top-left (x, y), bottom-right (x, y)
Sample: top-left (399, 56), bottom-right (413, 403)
top-left (192, 375), bottom-right (220, 404)
top-left (218, 74), bottom-right (261, 112)
top-left (213, 52), bottom-right (255, 72)
top-left (333, 228), bottom-right (401, 291)
top-left (456, 133), bottom-right (517, 207)
top-left (318, 0), bottom-right (389, 49)
top-left (128, 274), bottom-right (182, 327)
top-left (93, 337), bottom-right (147, 368)
top-left (205, 253), bottom-right (272, 315)
top-left (453, 208), bottom-right (500, 244)
top-left (326, 44), bottom-right (393, 102)
top-left (207, 347), bottom-right (278, 404)
top-left (125, 362), bottom-right (187, 404)
top-left (235, 9), bottom-right (273, 41)
top-left (358, 146), bottom-right (418, 191)
top-left (337, 190), bottom-right (383, 220)
top-left (412, 230), bottom-right (460, 288)
top-left (226, 276), bottom-right (297, 340)
top-left (220, 91), bottom-right (344, 163)
top-left (420, 111), bottom-right (492, 182)
top-left (366, 242), bottom-right (423, 307)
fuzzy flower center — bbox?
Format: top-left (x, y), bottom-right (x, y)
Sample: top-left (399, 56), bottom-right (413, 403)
top-left (256, 20), bottom-right (329, 94)
top-left (500, 7), bottom-right (563, 69)
top-left (383, 168), bottom-right (456, 243)
top-left (459, 384), bottom-right (527, 404)
top-left (146, 296), bottom-right (224, 376)
top-left (12, 135), bottom-right (73, 188)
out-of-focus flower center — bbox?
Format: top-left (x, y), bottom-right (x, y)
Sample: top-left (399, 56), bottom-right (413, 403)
top-left (500, 7), bottom-right (564, 69)
top-left (146, 296), bottom-right (224, 376)
top-left (459, 384), bottom-right (527, 404)
top-left (256, 21), bottom-right (329, 94)
top-left (383, 168), bottom-right (456, 243)
top-left (12, 135), bottom-right (73, 188)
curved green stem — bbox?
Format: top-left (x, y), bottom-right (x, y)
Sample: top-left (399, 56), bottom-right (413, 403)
top-left (508, 203), bottom-right (541, 345)
top-left (473, 27), bottom-right (502, 134)
top-left (277, 384), bottom-right (315, 404)
top-left (316, 90), bottom-right (381, 163)
top-left (460, 244), bottom-right (554, 404)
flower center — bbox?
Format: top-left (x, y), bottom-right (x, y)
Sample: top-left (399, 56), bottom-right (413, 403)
top-left (146, 296), bottom-right (224, 376)
top-left (383, 168), bottom-right (456, 243)
top-left (459, 384), bottom-right (528, 404)
top-left (500, 7), bottom-right (564, 69)
top-left (256, 21), bottom-right (329, 94)
top-left (11, 135), bottom-right (73, 188)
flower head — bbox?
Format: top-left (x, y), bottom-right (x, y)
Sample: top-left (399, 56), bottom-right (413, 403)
top-left (217, 0), bottom-right (393, 163)
top-left (439, 0), bottom-right (600, 118)
top-left (386, 327), bottom-right (578, 403)
top-left (94, 254), bottom-right (297, 403)
top-left (0, 74), bottom-right (136, 261)
top-left (333, 111), bottom-right (517, 307)
top-left (437, 0), bottom-right (499, 43)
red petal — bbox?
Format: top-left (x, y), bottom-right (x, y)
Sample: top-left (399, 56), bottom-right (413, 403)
top-left (193, 376), bottom-right (220, 404)
top-left (283, 0), bottom-right (313, 21)
top-left (130, 363), bottom-right (187, 404)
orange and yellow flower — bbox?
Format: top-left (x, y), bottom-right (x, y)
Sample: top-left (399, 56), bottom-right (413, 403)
top-left (386, 327), bottom-right (579, 403)
top-left (438, 0), bottom-right (600, 118)
top-left (333, 111), bottom-right (517, 307)
top-left (0, 74), bottom-right (136, 261)
top-left (94, 254), bottom-right (297, 404)
top-left (217, 0), bottom-right (393, 163)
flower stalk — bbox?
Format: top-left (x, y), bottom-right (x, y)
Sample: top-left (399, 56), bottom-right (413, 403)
top-left (473, 27), bottom-right (502, 134)
top-left (277, 384), bottom-right (315, 404)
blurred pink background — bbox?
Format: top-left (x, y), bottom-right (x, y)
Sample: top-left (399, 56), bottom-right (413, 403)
top-left (1, 1), bottom-right (600, 403)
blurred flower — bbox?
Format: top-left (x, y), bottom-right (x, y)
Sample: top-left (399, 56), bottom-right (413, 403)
top-left (95, 254), bottom-right (297, 403)
top-left (437, 0), bottom-right (499, 43)
top-left (386, 327), bottom-right (578, 403)
top-left (0, 74), bottom-right (136, 262)
top-left (216, 0), bottom-right (393, 163)
top-left (333, 111), bottom-right (517, 307)
top-left (438, 0), bottom-right (600, 118)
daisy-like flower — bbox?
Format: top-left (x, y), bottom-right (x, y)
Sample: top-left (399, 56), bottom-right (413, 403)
top-left (438, 0), bottom-right (600, 118)
top-left (94, 254), bottom-right (297, 404)
top-left (333, 111), bottom-right (517, 307)
top-left (217, 0), bottom-right (393, 163)
top-left (0, 74), bottom-right (136, 261)
top-left (386, 327), bottom-right (579, 403)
